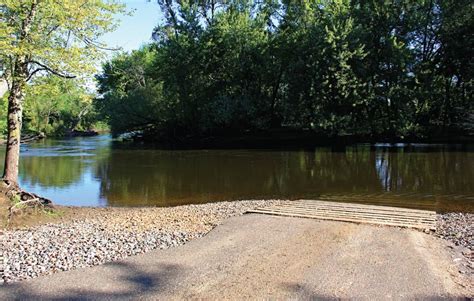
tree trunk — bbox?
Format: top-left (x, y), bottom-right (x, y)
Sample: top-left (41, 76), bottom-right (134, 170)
top-left (3, 65), bottom-right (27, 183)
top-left (3, 1), bottom-right (37, 184)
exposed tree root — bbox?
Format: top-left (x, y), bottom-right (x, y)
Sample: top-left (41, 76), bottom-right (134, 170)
top-left (1, 179), bottom-right (54, 225)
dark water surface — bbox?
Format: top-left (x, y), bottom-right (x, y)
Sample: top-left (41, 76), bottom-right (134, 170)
top-left (2, 135), bottom-right (473, 212)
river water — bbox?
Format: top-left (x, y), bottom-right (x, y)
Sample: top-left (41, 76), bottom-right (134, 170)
top-left (2, 135), bottom-right (473, 212)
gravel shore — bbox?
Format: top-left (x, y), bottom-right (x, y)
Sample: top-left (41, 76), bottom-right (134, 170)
top-left (436, 213), bottom-right (473, 250)
top-left (435, 213), bottom-right (473, 278)
top-left (1, 201), bottom-right (472, 284)
top-left (1, 200), bottom-right (282, 283)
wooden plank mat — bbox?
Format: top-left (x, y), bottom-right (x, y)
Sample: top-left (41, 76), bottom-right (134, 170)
top-left (247, 199), bottom-right (436, 230)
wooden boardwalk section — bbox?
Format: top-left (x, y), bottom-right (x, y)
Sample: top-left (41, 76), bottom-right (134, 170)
top-left (247, 200), bottom-right (437, 230)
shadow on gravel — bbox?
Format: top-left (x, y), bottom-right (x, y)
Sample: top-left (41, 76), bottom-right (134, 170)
top-left (4, 261), bottom-right (185, 300)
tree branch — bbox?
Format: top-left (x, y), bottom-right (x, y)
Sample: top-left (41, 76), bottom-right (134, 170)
top-left (28, 60), bottom-right (76, 79)
top-left (26, 67), bottom-right (46, 82)
top-left (82, 37), bottom-right (122, 51)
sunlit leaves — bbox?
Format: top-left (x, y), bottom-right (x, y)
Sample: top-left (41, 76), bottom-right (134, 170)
top-left (0, 0), bottom-right (125, 79)
top-left (23, 76), bottom-right (97, 135)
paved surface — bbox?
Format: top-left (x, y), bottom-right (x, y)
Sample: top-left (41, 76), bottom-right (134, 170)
top-left (1, 214), bottom-right (466, 300)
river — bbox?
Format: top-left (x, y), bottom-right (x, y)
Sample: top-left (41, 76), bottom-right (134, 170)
top-left (2, 135), bottom-right (473, 212)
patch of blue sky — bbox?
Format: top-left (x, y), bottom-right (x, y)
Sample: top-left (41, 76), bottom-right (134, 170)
top-left (100, 0), bottom-right (163, 54)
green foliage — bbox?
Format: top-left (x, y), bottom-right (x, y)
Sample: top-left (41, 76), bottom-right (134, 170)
top-left (96, 46), bottom-right (166, 135)
top-left (0, 77), bottom-right (106, 137)
top-left (0, 0), bottom-right (125, 79)
top-left (96, 0), bottom-right (473, 141)
top-left (0, 94), bottom-right (8, 136)
top-left (23, 76), bottom-right (101, 136)
top-left (0, 0), bottom-right (124, 135)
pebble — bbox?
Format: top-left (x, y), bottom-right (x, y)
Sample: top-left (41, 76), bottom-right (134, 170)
top-left (434, 212), bottom-right (473, 281)
top-left (435, 213), bottom-right (473, 250)
top-left (0, 200), bottom-right (282, 283)
top-left (2, 202), bottom-right (471, 284)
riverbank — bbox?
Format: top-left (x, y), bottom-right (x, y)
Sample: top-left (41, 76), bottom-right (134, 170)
top-left (0, 130), bottom-right (100, 145)
top-left (1, 200), bottom-right (472, 287)
top-left (1, 200), bottom-right (283, 283)
top-left (1, 213), bottom-right (472, 299)
top-left (124, 128), bottom-right (474, 149)
top-left (435, 213), bottom-right (473, 278)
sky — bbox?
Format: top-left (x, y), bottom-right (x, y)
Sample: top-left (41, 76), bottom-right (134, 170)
top-left (100, 1), bottom-right (163, 53)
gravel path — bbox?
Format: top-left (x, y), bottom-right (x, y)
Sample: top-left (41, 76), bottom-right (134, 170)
top-left (0, 200), bottom-right (282, 283)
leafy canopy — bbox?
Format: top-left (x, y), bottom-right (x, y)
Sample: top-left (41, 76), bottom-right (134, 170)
top-left (96, 0), bottom-right (473, 141)
top-left (0, 0), bottom-right (125, 81)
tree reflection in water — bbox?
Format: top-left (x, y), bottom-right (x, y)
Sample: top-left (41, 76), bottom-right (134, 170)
top-left (2, 136), bottom-right (472, 212)
top-left (94, 144), bottom-right (473, 212)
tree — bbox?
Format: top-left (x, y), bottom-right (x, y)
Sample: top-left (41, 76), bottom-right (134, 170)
top-left (96, 46), bottom-right (166, 136)
top-left (24, 76), bottom-right (98, 135)
top-left (96, 0), bottom-right (472, 143)
top-left (0, 0), bottom-right (123, 183)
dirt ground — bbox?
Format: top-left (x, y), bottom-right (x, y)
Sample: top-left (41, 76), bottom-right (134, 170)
top-left (1, 214), bottom-right (471, 300)
top-left (0, 201), bottom-right (85, 229)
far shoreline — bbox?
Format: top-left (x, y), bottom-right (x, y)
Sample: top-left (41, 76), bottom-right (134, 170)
top-left (116, 129), bottom-right (474, 149)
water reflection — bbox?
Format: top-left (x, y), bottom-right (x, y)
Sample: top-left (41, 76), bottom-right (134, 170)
top-left (2, 135), bottom-right (472, 212)
top-left (374, 147), bottom-right (473, 194)
top-left (20, 156), bottom-right (86, 188)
